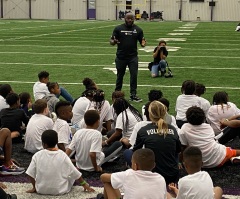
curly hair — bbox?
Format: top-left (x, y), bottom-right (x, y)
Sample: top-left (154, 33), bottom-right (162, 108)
top-left (148, 89), bottom-right (163, 101)
top-left (186, 106), bottom-right (205, 125)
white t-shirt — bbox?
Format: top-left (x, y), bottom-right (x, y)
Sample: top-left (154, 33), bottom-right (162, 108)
top-left (71, 97), bottom-right (91, 125)
top-left (53, 118), bottom-right (72, 149)
top-left (67, 128), bottom-right (104, 171)
top-left (115, 108), bottom-right (140, 139)
top-left (177, 171), bottom-right (214, 199)
top-left (24, 114), bottom-right (54, 153)
top-left (179, 123), bottom-right (226, 168)
top-left (175, 94), bottom-right (202, 121)
top-left (33, 81), bottom-right (49, 101)
top-left (207, 102), bottom-right (240, 135)
top-left (0, 95), bottom-right (9, 112)
top-left (199, 97), bottom-right (211, 115)
top-left (111, 169), bottom-right (167, 199)
top-left (26, 149), bottom-right (81, 195)
top-left (80, 100), bottom-right (113, 132)
top-left (129, 121), bottom-right (152, 147)
top-left (110, 104), bottom-right (117, 129)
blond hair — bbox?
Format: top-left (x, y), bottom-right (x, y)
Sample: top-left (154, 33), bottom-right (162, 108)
top-left (149, 100), bottom-right (168, 136)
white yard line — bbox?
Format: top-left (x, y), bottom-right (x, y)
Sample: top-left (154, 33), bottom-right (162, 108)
top-left (0, 52), bottom-right (240, 59)
top-left (1, 44), bottom-right (239, 51)
top-left (0, 21), bottom-right (107, 32)
top-left (0, 24), bottom-right (116, 42)
top-left (0, 62), bottom-right (239, 70)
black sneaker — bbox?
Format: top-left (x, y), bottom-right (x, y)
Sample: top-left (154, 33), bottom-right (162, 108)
top-left (7, 194), bottom-right (17, 199)
top-left (160, 70), bottom-right (166, 77)
top-left (96, 193), bottom-right (104, 199)
top-left (129, 95), bottom-right (142, 102)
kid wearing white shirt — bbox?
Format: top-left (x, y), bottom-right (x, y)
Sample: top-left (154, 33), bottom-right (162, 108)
top-left (26, 130), bottom-right (94, 195)
top-left (179, 106), bottom-right (240, 168)
top-left (53, 101), bottom-right (73, 151)
top-left (98, 148), bottom-right (167, 199)
top-left (24, 99), bottom-right (54, 154)
top-left (66, 110), bottom-right (122, 172)
top-left (169, 146), bottom-right (223, 199)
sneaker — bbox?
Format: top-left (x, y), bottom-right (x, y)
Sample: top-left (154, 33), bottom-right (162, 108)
top-left (231, 156), bottom-right (240, 165)
top-left (96, 193), bottom-right (104, 199)
top-left (7, 194), bottom-right (17, 199)
top-left (108, 156), bottom-right (120, 162)
top-left (0, 164), bottom-right (25, 175)
top-left (129, 95), bottom-right (142, 102)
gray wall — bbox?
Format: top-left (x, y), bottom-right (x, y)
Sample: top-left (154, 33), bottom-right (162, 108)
top-left (0, 0), bottom-right (239, 21)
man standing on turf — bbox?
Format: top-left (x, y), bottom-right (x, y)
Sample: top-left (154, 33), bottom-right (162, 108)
top-left (110, 12), bottom-right (146, 102)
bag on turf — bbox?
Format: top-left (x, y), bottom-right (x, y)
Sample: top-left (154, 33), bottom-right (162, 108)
top-left (148, 62), bottom-right (153, 71)
top-left (164, 62), bottom-right (173, 78)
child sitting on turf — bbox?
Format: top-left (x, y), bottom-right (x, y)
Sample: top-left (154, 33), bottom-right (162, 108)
top-left (0, 84), bottom-right (12, 112)
top-left (0, 93), bottom-right (29, 139)
top-left (168, 146), bottom-right (223, 199)
top-left (53, 101), bottom-right (73, 152)
top-left (103, 98), bottom-right (142, 148)
top-left (19, 92), bottom-right (34, 118)
top-left (66, 110), bottom-right (122, 172)
top-left (43, 82), bottom-right (60, 113)
top-left (24, 99), bottom-right (54, 153)
top-left (97, 148), bottom-right (167, 199)
top-left (26, 129), bottom-right (94, 195)
top-left (179, 106), bottom-right (240, 168)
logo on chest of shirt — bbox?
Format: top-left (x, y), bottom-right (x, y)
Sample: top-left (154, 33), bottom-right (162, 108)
top-left (121, 29), bottom-right (137, 35)
top-left (146, 129), bottom-right (174, 136)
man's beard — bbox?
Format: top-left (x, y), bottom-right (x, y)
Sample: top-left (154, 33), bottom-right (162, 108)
top-left (125, 21), bottom-right (133, 28)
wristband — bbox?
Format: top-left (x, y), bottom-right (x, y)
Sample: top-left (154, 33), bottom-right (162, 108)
top-left (225, 119), bottom-right (229, 122)
top-left (80, 180), bottom-right (87, 186)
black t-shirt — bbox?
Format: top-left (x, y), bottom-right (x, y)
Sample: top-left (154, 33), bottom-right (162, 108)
top-left (153, 46), bottom-right (168, 64)
top-left (133, 123), bottom-right (180, 179)
top-left (0, 108), bottom-right (29, 132)
top-left (111, 23), bottom-right (144, 59)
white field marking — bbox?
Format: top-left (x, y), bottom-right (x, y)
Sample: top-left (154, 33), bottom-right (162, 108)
top-left (164, 42), bottom-right (240, 46)
top-left (3, 44), bottom-right (240, 51)
top-left (0, 44), bottom-right (114, 49)
top-left (0, 62), bottom-right (114, 67)
top-left (173, 29), bottom-right (194, 31)
top-left (157, 38), bottom-right (187, 42)
top-left (179, 26), bottom-right (196, 29)
top-left (0, 21), bottom-right (106, 32)
top-left (0, 39), bottom-right (109, 44)
top-left (1, 52), bottom-right (240, 59)
top-left (139, 46), bottom-right (181, 52)
top-left (1, 80), bottom-right (240, 90)
top-left (0, 24), bottom-right (116, 41)
top-left (2, 62), bottom-right (240, 70)
top-left (182, 23), bottom-right (198, 26)
top-left (168, 33), bottom-right (191, 35)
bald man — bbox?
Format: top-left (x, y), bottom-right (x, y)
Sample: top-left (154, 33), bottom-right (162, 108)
top-left (110, 13), bottom-right (146, 102)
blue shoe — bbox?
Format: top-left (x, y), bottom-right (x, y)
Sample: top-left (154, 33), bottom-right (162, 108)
top-left (0, 164), bottom-right (25, 175)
